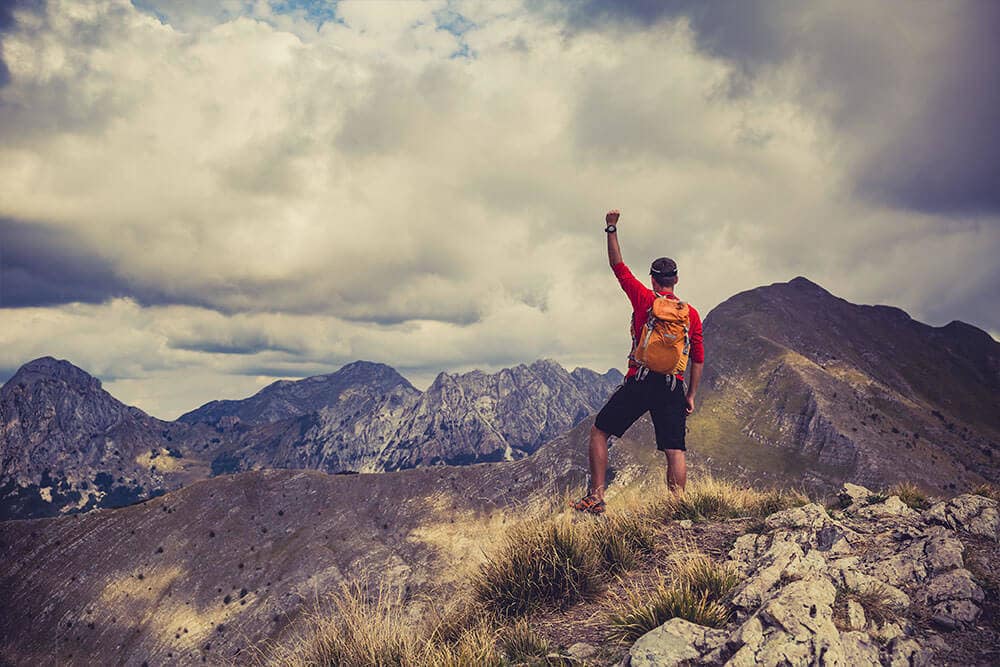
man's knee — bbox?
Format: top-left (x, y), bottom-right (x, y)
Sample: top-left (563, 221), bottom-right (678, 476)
top-left (591, 424), bottom-right (608, 439)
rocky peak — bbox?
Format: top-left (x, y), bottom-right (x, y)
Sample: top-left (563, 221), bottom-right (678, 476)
top-left (4, 356), bottom-right (104, 393)
top-left (178, 359), bottom-right (416, 426)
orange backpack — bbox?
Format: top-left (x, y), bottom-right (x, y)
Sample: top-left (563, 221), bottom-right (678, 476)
top-left (631, 295), bottom-right (691, 375)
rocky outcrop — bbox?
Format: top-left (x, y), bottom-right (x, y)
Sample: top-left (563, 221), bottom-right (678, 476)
top-left (625, 484), bottom-right (998, 666)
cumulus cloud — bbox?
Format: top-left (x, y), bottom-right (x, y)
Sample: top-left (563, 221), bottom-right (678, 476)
top-left (0, 0), bottom-right (997, 418)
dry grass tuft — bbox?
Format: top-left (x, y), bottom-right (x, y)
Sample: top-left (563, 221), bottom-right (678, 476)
top-left (970, 482), bottom-right (1000, 502)
top-left (474, 516), bottom-right (604, 616)
top-left (833, 582), bottom-right (906, 631)
top-left (589, 511), bottom-right (657, 573)
top-left (657, 476), bottom-right (808, 522)
top-left (607, 552), bottom-right (738, 642)
top-left (887, 481), bottom-right (933, 510)
top-left (496, 618), bottom-right (552, 663)
top-left (266, 582), bottom-right (505, 667)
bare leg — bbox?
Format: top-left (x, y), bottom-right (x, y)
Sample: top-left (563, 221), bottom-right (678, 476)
top-left (664, 449), bottom-right (687, 495)
top-left (588, 424), bottom-right (610, 501)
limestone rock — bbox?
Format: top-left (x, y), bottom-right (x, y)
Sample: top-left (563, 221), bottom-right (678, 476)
top-left (856, 496), bottom-right (920, 520)
top-left (629, 618), bottom-right (727, 667)
top-left (846, 598), bottom-right (867, 630)
top-left (839, 482), bottom-right (872, 508)
top-left (924, 568), bottom-right (985, 605)
top-left (566, 642), bottom-right (597, 660)
top-left (923, 494), bottom-right (1000, 539)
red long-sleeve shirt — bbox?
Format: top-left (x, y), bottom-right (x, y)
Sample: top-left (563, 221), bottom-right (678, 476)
top-left (612, 262), bottom-right (704, 379)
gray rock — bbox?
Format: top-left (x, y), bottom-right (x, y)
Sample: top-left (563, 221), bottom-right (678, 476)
top-left (839, 482), bottom-right (872, 508)
top-left (923, 494), bottom-right (1000, 539)
top-left (931, 599), bottom-right (981, 627)
top-left (924, 568), bottom-right (985, 605)
top-left (758, 578), bottom-right (837, 640)
top-left (846, 598), bottom-right (867, 630)
top-left (856, 496), bottom-right (920, 520)
top-left (629, 618), bottom-right (727, 667)
top-left (566, 642), bottom-right (598, 660)
top-left (888, 637), bottom-right (931, 666)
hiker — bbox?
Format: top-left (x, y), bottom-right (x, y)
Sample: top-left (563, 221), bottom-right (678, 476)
top-left (573, 209), bottom-right (704, 515)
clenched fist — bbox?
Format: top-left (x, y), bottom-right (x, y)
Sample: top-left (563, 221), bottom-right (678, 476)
top-left (606, 209), bottom-right (620, 226)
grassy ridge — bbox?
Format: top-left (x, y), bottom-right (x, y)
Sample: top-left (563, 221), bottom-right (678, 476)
top-left (265, 477), bottom-right (810, 666)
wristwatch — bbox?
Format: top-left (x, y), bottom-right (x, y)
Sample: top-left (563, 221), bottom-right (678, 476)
top-left (605, 225), bottom-right (617, 234)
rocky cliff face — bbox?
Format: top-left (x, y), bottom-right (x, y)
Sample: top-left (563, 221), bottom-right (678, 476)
top-left (178, 360), bottom-right (417, 427)
top-left (0, 357), bottom-right (223, 520)
top-left (626, 484), bottom-right (1000, 666)
top-left (211, 359), bottom-right (624, 474)
top-left (688, 277), bottom-right (999, 493)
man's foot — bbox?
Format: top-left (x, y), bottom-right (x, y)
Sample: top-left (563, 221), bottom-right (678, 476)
top-left (571, 493), bottom-right (606, 515)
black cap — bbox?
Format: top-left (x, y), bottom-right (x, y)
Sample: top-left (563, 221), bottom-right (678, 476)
top-left (650, 257), bottom-right (677, 278)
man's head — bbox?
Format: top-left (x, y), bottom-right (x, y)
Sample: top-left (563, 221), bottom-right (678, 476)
top-left (650, 257), bottom-right (678, 291)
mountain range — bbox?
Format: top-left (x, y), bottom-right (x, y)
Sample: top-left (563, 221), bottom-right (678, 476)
top-left (1, 276), bottom-right (998, 665)
top-left (1, 276), bottom-right (997, 523)
top-left (0, 356), bottom-right (622, 520)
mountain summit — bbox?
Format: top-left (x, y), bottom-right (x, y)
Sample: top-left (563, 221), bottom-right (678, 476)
top-left (178, 360), bottom-right (416, 426)
top-left (689, 277), bottom-right (999, 492)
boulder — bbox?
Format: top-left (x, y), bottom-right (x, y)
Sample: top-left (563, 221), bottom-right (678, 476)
top-left (839, 483), bottom-right (871, 508)
top-left (628, 618), bottom-right (727, 667)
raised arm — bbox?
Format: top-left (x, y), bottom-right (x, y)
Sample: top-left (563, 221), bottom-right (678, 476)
top-left (606, 209), bottom-right (622, 268)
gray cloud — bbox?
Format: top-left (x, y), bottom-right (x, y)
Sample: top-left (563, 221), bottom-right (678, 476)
top-left (0, 0), bottom-right (997, 419)
top-left (0, 217), bottom-right (155, 307)
top-left (558, 0), bottom-right (1000, 216)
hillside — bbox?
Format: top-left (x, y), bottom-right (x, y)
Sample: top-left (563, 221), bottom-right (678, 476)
top-left (687, 277), bottom-right (999, 493)
top-left (0, 357), bottom-right (222, 520)
top-left (0, 413), bottom-right (678, 665)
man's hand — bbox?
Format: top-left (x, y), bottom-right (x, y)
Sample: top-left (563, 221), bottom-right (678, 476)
top-left (685, 393), bottom-right (696, 415)
top-left (606, 209), bottom-right (620, 226)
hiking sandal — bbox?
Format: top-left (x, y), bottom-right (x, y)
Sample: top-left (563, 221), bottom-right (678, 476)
top-left (571, 493), bottom-right (606, 515)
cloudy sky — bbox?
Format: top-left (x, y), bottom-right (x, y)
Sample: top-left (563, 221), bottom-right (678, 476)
top-left (1, 0), bottom-right (997, 419)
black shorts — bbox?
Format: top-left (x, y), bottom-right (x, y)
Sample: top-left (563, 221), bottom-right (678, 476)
top-left (594, 372), bottom-right (688, 451)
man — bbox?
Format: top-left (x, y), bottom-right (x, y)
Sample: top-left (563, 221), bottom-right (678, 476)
top-left (572, 209), bottom-right (704, 515)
